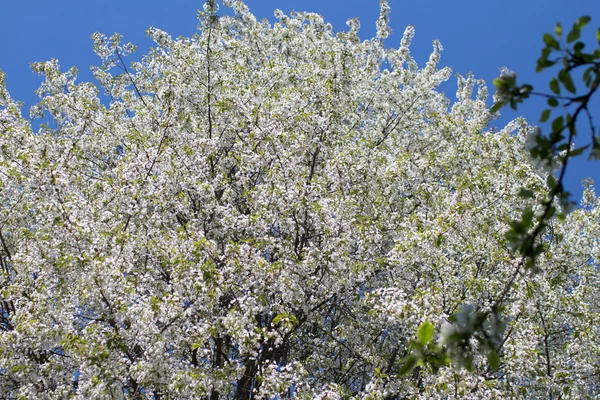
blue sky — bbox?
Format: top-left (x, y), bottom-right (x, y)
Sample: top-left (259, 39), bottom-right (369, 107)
top-left (1, 0), bottom-right (599, 198)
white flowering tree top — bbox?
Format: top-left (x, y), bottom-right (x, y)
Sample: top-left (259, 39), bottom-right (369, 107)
top-left (0, 1), bottom-right (598, 399)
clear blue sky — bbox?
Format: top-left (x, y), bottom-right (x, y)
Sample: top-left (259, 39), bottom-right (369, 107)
top-left (1, 0), bottom-right (599, 198)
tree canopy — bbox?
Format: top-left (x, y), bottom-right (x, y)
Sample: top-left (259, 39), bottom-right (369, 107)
top-left (0, 1), bottom-right (598, 398)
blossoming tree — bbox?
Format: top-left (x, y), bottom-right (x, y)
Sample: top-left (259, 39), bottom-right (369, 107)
top-left (0, 1), bottom-right (598, 398)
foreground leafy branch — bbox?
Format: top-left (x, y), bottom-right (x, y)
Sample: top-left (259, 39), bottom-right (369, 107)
top-left (495, 16), bottom-right (600, 268)
top-left (401, 15), bottom-right (600, 383)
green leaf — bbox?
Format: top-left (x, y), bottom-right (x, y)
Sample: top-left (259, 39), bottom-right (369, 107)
top-left (552, 116), bottom-right (564, 134)
top-left (518, 188), bottom-right (535, 198)
top-left (417, 322), bottom-right (435, 345)
top-left (575, 16), bottom-right (591, 30)
top-left (573, 42), bottom-right (585, 53)
top-left (541, 47), bottom-right (552, 59)
top-left (398, 356), bottom-right (418, 376)
top-left (522, 207), bottom-right (534, 228)
top-left (549, 78), bottom-right (560, 95)
top-left (567, 25), bottom-right (580, 43)
top-left (569, 147), bottom-right (587, 157)
top-left (272, 313), bottom-right (287, 324)
top-left (548, 97), bottom-right (559, 107)
top-left (540, 109), bottom-right (551, 123)
top-left (488, 350), bottom-right (501, 371)
top-left (597, 27), bottom-right (600, 46)
top-left (543, 33), bottom-right (559, 50)
top-left (582, 53), bottom-right (596, 63)
top-left (490, 102), bottom-right (503, 114)
top-left (536, 58), bottom-right (556, 72)
top-left (558, 70), bottom-right (576, 94)
top-left (555, 22), bottom-right (562, 37)
top-left (583, 67), bottom-right (594, 85)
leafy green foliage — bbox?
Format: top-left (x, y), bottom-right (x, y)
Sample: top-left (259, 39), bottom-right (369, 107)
top-left (417, 321), bottom-right (435, 345)
top-left (493, 15), bottom-right (599, 267)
